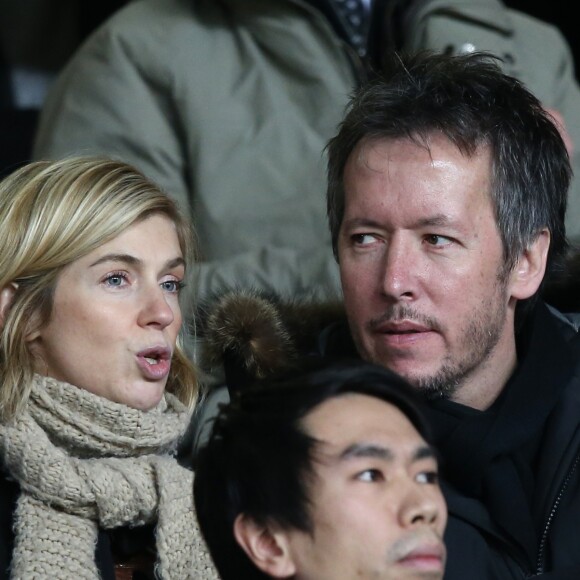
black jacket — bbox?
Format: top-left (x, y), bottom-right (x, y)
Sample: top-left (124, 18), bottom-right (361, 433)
top-left (200, 293), bottom-right (580, 579)
top-left (321, 302), bottom-right (580, 579)
top-left (424, 304), bottom-right (580, 578)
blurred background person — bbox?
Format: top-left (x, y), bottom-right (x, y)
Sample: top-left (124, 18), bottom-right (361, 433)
top-left (28, 0), bottom-right (580, 304)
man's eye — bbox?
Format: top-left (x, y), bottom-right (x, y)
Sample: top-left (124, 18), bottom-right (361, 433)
top-left (357, 469), bottom-right (383, 482)
top-left (415, 471), bottom-right (439, 484)
top-left (352, 233), bottom-right (377, 246)
top-left (424, 234), bottom-right (452, 247)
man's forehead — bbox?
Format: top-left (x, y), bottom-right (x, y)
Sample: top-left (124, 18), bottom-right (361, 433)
top-left (347, 133), bottom-right (487, 171)
top-left (301, 393), bottom-right (429, 462)
top-left (341, 134), bottom-right (495, 227)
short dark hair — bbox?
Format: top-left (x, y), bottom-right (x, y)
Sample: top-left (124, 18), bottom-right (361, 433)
top-left (193, 357), bottom-right (432, 580)
top-left (327, 51), bottom-right (570, 283)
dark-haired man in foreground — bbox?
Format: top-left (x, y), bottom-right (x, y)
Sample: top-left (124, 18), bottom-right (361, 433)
top-left (194, 359), bottom-right (447, 580)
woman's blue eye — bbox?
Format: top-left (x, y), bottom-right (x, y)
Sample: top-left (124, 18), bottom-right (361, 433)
top-left (161, 280), bottom-right (184, 293)
top-left (105, 274), bottom-right (127, 287)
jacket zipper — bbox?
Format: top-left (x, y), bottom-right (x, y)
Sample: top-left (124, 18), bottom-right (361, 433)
top-left (535, 450), bottom-right (580, 574)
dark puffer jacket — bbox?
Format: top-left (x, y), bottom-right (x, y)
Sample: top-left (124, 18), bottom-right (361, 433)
top-left (199, 284), bottom-right (580, 579)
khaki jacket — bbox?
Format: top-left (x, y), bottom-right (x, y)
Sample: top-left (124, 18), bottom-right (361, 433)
top-left (33, 0), bottom-right (580, 304)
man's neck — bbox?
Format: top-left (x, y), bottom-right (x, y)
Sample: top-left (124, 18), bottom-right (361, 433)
top-left (449, 329), bottom-right (518, 411)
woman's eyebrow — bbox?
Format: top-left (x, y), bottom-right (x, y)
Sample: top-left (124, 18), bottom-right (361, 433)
top-left (90, 253), bottom-right (141, 268)
top-left (89, 254), bottom-right (185, 269)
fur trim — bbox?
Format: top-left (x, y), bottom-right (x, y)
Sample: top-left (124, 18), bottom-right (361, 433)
top-left (198, 289), bottom-right (345, 385)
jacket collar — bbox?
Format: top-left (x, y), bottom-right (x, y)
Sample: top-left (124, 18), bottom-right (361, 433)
top-left (425, 301), bottom-right (578, 563)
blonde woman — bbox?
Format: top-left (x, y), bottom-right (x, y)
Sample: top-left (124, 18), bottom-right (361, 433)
top-left (0, 157), bottom-right (217, 579)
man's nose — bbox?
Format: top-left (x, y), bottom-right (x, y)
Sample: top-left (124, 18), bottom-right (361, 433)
top-left (399, 484), bottom-right (444, 529)
top-left (380, 236), bottom-right (418, 301)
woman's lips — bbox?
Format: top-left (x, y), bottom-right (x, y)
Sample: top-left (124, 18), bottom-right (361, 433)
top-left (136, 346), bottom-right (171, 380)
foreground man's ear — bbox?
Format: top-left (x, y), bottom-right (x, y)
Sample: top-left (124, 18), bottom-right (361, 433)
top-left (509, 229), bottom-right (551, 300)
top-left (233, 514), bottom-right (297, 578)
top-left (0, 282), bottom-right (18, 329)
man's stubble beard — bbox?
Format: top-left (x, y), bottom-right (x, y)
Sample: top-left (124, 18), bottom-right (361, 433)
top-left (415, 292), bottom-right (507, 401)
top-left (358, 273), bottom-right (510, 401)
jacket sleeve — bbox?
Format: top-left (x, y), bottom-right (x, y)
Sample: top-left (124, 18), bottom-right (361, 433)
top-left (191, 245), bottom-right (340, 300)
top-left (32, 23), bottom-right (191, 214)
top-left (32, 15), bottom-right (342, 301)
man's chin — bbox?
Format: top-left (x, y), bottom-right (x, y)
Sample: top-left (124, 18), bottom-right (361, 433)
top-left (365, 351), bottom-right (439, 382)
top-left (364, 355), bottom-right (459, 400)
top-left (406, 367), bottom-right (462, 401)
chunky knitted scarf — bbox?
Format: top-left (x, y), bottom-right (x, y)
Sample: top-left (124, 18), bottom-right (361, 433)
top-left (0, 375), bottom-right (218, 579)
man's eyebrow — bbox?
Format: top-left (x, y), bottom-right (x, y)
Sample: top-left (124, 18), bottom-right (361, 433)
top-left (338, 443), bottom-right (436, 463)
top-left (339, 443), bottom-right (394, 461)
top-left (415, 214), bottom-right (454, 228)
top-left (413, 445), bottom-right (437, 462)
top-left (341, 214), bottom-right (457, 231)
top-left (89, 254), bottom-right (185, 269)
top-left (341, 217), bottom-right (384, 231)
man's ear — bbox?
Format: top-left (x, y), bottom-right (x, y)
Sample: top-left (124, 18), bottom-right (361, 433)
top-left (509, 229), bottom-right (550, 300)
top-left (233, 514), bottom-right (297, 578)
top-left (0, 282), bottom-right (18, 328)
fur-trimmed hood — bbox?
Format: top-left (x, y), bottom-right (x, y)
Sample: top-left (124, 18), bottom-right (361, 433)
top-left (197, 289), bottom-right (345, 392)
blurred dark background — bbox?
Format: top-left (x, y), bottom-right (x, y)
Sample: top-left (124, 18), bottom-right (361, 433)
top-left (506, 0), bottom-right (579, 67)
top-left (0, 0), bottom-right (132, 178)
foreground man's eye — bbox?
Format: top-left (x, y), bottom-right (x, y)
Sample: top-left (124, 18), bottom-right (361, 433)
top-left (415, 471), bottom-right (439, 485)
top-left (357, 468), bottom-right (384, 482)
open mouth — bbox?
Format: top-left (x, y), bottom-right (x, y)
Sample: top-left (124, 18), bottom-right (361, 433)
top-left (136, 346), bottom-right (172, 379)
top-left (139, 346), bottom-right (171, 362)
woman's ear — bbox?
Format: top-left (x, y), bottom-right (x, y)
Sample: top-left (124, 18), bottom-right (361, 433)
top-left (0, 282), bottom-right (18, 328)
top-left (233, 514), bottom-right (297, 578)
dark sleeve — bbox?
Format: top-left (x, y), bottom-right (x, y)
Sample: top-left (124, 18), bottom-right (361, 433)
top-left (443, 517), bottom-right (525, 579)
top-left (102, 525), bottom-right (156, 580)
top-left (95, 529), bottom-right (116, 580)
top-left (532, 570), bottom-right (580, 580)
top-left (0, 472), bottom-right (18, 580)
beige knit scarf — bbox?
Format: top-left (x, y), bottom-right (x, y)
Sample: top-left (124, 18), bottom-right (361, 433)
top-left (0, 375), bottom-right (218, 579)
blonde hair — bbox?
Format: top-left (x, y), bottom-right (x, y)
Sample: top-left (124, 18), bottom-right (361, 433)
top-left (0, 156), bottom-right (199, 422)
